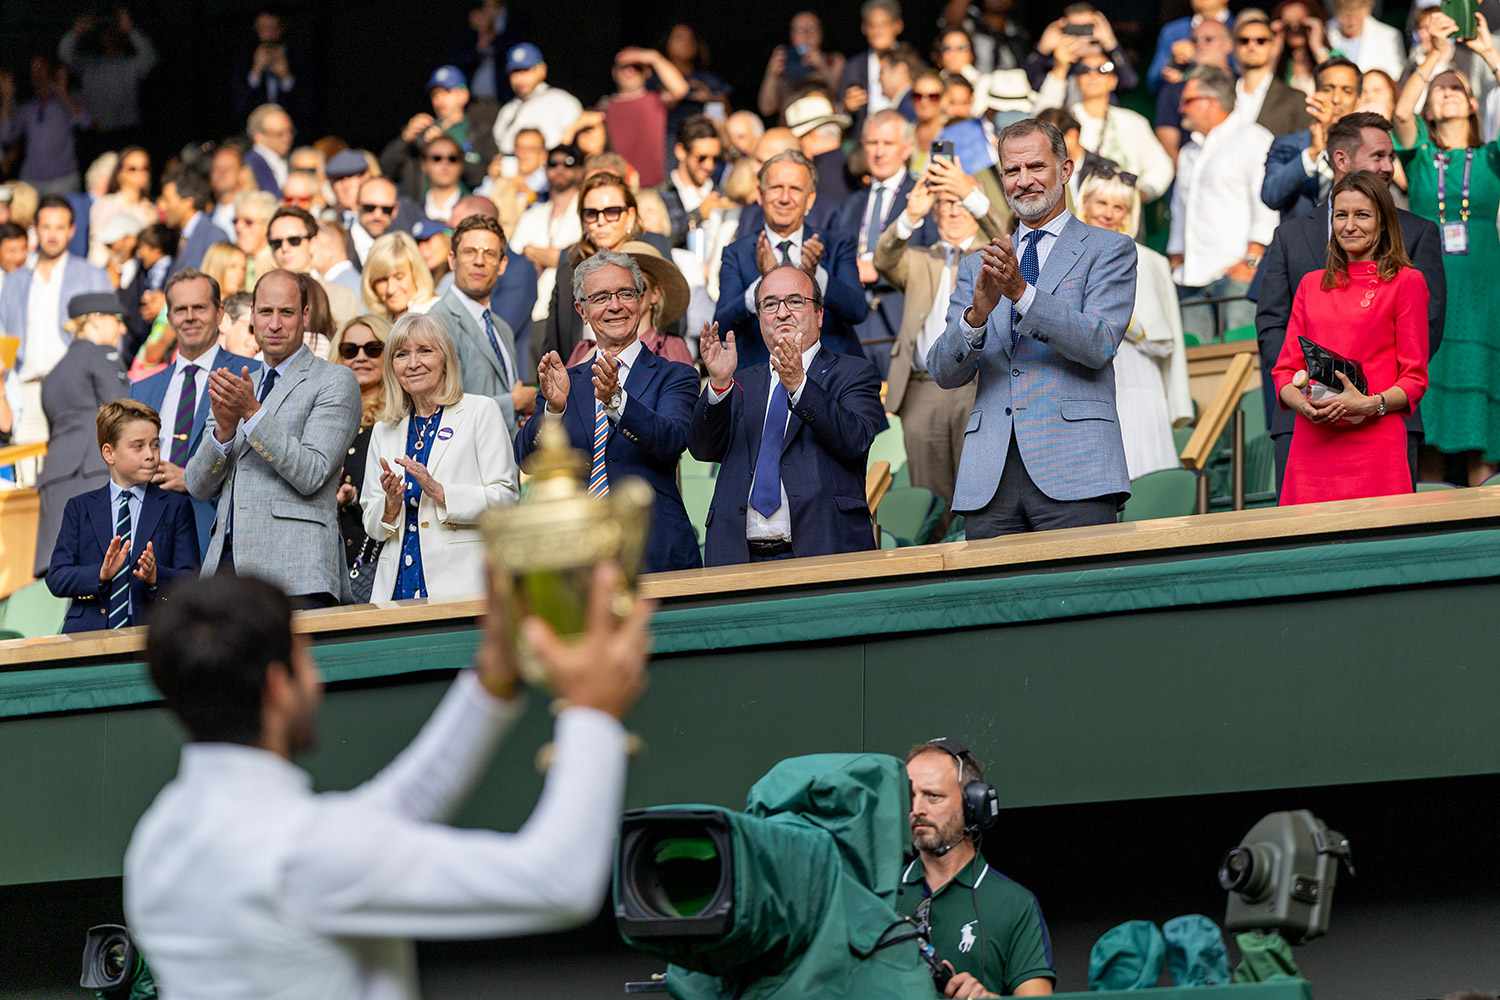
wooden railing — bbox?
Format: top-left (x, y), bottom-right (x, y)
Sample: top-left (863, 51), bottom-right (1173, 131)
top-left (0, 441), bottom-right (46, 470)
top-left (1178, 352), bottom-right (1257, 513)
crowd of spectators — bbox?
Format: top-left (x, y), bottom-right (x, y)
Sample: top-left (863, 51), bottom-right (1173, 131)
top-left (2, 0), bottom-right (1499, 633)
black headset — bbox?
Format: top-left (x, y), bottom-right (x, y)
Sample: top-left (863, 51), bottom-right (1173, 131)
top-left (922, 737), bottom-right (1000, 838)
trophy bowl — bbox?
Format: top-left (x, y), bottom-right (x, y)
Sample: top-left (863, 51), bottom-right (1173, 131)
top-left (479, 418), bottom-right (654, 689)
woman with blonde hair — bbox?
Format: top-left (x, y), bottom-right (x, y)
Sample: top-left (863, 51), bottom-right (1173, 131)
top-left (361, 231), bottom-right (437, 321)
top-left (329, 313), bottom-right (392, 598)
top-left (199, 242), bottom-right (248, 298)
top-left (1077, 166), bottom-right (1190, 479)
top-left (359, 314), bottom-right (517, 601)
top-left (1394, 11), bottom-right (1500, 484)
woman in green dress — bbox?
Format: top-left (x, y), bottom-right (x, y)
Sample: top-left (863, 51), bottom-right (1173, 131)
top-left (1394, 11), bottom-right (1500, 485)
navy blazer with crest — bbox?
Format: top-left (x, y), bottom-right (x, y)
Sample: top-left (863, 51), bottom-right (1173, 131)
top-left (47, 483), bottom-right (200, 633)
top-left (131, 349), bottom-right (261, 556)
top-left (688, 348), bottom-right (887, 567)
top-left (515, 345), bottom-right (702, 573)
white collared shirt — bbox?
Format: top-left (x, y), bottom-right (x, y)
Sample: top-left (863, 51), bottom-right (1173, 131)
top-left (1232, 73), bottom-right (1274, 127)
top-left (493, 82), bottom-right (585, 154)
top-left (1167, 116), bottom-right (1278, 287)
top-left (456, 288), bottom-right (517, 387)
top-left (867, 52), bottom-right (894, 113)
top-left (425, 189), bottom-right (461, 222)
top-left (19, 258), bottom-right (67, 380)
top-left (351, 223), bottom-right (376, 265)
top-left (125, 672), bottom-right (628, 1000)
top-left (157, 344), bottom-right (220, 459)
top-left (959, 209), bottom-right (1069, 344)
top-left (858, 175), bottom-right (905, 256)
top-left (917, 237), bottom-right (976, 371)
top-left (253, 143), bottom-right (289, 189)
top-left (743, 226), bottom-right (829, 312)
top-left (670, 170), bottom-right (714, 216)
top-left (594, 337), bottom-right (643, 423)
top-left (707, 341), bottom-right (820, 542)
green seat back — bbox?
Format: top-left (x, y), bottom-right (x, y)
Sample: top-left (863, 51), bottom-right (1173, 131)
top-left (0, 579), bottom-right (69, 639)
top-left (867, 417), bottom-right (908, 480)
top-left (1121, 469), bottom-right (1199, 522)
top-left (1416, 481), bottom-right (1457, 491)
top-left (679, 453), bottom-right (717, 480)
top-left (681, 476), bottom-right (716, 546)
top-left (1224, 324), bottom-right (1257, 343)
top-left (875, 486), bottom-right (943, 546)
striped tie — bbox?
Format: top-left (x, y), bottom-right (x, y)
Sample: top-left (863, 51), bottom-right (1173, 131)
top-left (170, 366), bottom-right (198, 466)
top-left (589, 402), bottom-right (610, 497)
top-left (107, 494), bottom-right (132, 629)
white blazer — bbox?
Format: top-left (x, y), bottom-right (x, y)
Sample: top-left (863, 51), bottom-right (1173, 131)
top-left (1326, 17), bottom-right (1406, 80)
top-left (360, 393), bottom-right (519, 602)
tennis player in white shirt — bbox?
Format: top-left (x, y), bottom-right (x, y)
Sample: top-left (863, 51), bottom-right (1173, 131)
top-left (124, 564), bottom-right (650, 999)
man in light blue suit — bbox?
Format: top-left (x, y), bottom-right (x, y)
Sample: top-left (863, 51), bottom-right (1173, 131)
top-left (131, 269), bottom-right (259, 555)
top-left (930, 119), bottom-right (1136, 539)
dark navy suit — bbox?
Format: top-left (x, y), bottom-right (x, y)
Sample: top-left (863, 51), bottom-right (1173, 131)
top-left (1260, 130), bottom-right (1320, 220)
top-left (713, 225), bottom-right (869, 369)
top-left (131, 349), bottom-right (261, 555)
top-left (47, 484), bottom-right (200, 633)
top-left (492, 248), bottom-right (538, 367)
top-left (515, 346), bottom-right (702, 573)
top-left (689, 348), bottom-right (887, 567)
top-left (170, 214), bottom-right (234, 275)
top-left (833, 176), bottom-right (937, 375)
top-left (245, 149), bottom-right (282, 198)
top-left (735, 198), bottom-right (840, 241)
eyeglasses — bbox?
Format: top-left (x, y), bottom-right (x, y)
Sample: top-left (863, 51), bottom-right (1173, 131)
top-left (756, 293), bottom-right (818, 314)
top-left (338, 340), bottom-right (385, 360)
top-left (1236, 34), bottom-right (1273, 45)
top-left (457, 246), bottom-right (502, 263)
top-left (360, 203), bottom-right (397, 215)
top-left (1081, 162), bottom-right (1138, 187)
top-left (582, 206), bottom-right (627, 224)
top-left (268, 235), bottom-right (310, 251)
top-left (940, 43), bottom-right (971, 52)
top-left (426, 153), bottom-right (461, 164)
top-left (583, 287), bottom-right (641, 307)
top-left (1075, 60), bottom-right (1117, 75)
top-left (913, 91), bottom-right (944, 102)
top-left (548, 157), bottom-right (578, 168)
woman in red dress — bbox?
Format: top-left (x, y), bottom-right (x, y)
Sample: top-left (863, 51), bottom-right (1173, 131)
top-left (1274, 170), bottom-right (1430, 504)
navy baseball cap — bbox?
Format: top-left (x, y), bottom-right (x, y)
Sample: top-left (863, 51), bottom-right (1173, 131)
top-left (326, 149), bottom-right (369, 181)
top-left (411, 218), bottom-right (452, 242)
top-left (427, 65), bottom-right (468, 92)
top-left (68, 291), bottom-right (125, 319)
top-left (507, 43), bottom-right (544, 72)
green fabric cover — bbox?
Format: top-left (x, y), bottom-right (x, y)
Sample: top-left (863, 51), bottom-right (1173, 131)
top-left (1231, 930), bottom-right (1303, 983)
top-left (1056, 986), bottom-right (1312, 1000)
top-left (5, 529), bottom-right (1500, 719)
top-left (1164, 914), bottom-right (1230, 986)
top-left (621, 753), bottom-right (938, 1000)
top-left (1088, 920), bottom-right (1165, 990)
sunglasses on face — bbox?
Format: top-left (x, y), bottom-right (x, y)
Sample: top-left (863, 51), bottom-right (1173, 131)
top-left (1237, 34), bottom-right (1273, 45)
top-left (283, 195), bottom-right (314, 206)
top-left (1083, 162), bottom-right (1138, 187)
top-left (582, 206), bottom-right (627, 224)
top-left (426, 153), bottom-right (461, 164)
top-left (361, 203), bottom-right (396, 215)
top-left (339, 340), bottom-right (385, 360)
top-left (268, 235), bottom-right (309, 251)
top-left (548, 157), bottom-right (578, 168)
top-left (1073, 60), bottom-right (1117, 75)
top-left (940, 43), bottom-right (971, 52)
top-left (913, 91), bottom-right (944, 102)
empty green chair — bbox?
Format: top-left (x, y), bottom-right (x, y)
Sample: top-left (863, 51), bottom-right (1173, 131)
top-left (681, 476), bottom-right (716, 546)
top-left (0, 578), bottom-right (69, 639)
top-left (1224, 324), bottom-right (1257, 343)
top-left (867, 417), bottom-right (908, 482)
top-left (1121, 469), bottom-right (1199, 521)
top-left (875, 486), bottom-right (943, 546)
top-left (879, 529), bottom-right (898, 550)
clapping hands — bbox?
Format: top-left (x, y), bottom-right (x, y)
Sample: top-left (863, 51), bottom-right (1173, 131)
top-left (700, 322), bottom-right (737, 385)
top-left (537, 352), bottom-right (571, 413)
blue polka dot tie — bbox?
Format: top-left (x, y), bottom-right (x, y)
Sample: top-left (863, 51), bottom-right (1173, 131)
top-left (1012, 229), bottom-right (1044, 351)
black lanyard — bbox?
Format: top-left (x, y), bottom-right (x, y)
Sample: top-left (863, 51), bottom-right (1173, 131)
top-left (1435, 147), bottom-right (1474, 226)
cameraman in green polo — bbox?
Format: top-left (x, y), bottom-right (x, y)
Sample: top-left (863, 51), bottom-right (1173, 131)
top-left (897, 739), bottom-right (1056, 998)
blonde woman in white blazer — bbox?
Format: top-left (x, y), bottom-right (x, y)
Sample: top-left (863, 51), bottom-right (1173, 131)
top-left (360, 313), bottom-right (519, 602)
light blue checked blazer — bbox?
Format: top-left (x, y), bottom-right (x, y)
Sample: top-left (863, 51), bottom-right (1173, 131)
top-left (928, 214), bottom-right (1138, 511)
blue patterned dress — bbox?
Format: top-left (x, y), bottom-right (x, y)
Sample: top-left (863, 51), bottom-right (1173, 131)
top-left (392, 406), bottom-right (444, 600)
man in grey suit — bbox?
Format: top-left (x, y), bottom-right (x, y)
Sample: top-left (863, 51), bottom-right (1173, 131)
top-left (186, 269), bottom-right (361, 607)
top-left (930, 118), bottom-right (1137, 539)
top-left (427, 214), bottom-right (534, 436)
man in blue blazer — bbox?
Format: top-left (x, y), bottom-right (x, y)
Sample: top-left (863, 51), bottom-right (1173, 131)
top-left (930, 119), bottom-right (1136, 539)
top-left (160, 169), bottom-right (233, 275)
top-left (715, 150), bottom-right (868, 370)
top-left (447, 195), bottom-right (537, 365)
top-left (131, 269), bottom-right (259, 555)
top-left (692, 265), bottom-right (887, 566)
top-left (1259, 58), bottom-right (1362, 220)
top-left (517, 250), bottom-right (701, 574)
top-left (47, 399), bottom-right (200, 633)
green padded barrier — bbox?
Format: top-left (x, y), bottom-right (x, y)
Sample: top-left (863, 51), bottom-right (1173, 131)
top-left (1054, 984), bottom-right (1311, 1000)
top-left (1122, 469), bottom-right (1198, 522)
top-left (1224, 324), bottom-right (1257, 342)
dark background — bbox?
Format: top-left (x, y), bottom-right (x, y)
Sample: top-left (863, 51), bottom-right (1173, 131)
top-left (0, 0), bottom-right (1170, 168)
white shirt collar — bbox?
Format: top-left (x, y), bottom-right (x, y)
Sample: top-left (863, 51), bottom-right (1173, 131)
top-left (870, 173), bottom-right (904, 196)
top-left (671, 170), bottom-right (714, 210)
top-left (763, 224), bottom-right (806, 253)
top-left (1015, 209), bottom-right (1070, 242)
top-left (108, 479), bottom-right (147, 505)
top-left (454, 285), bottom-right (492, 327)
top-left (266, 344), bottom-right (307, 377)
top-left (594, 337), bottom-right (644, 372)
top-left (175, 343), bottom-right (219, 375)
top-left (182, 212), bottom-right (204, 242)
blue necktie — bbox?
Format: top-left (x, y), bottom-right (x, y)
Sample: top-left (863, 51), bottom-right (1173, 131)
top-left (862, 186), bottom-right (887, 255)
top-left (227, 368), bottom-right (278, 542)
top-left (1012, 230), bottom-right (1044, 350)
top-left (589, 402), bottom-right (610, 497)
top-left (481, 309), bottom-right (513, 386)
top-left (750, 382), bottom-right (789, 517)
top-left (257, 367), bottom-right (279, 404)
top-left (107, 493), bottom-right (132, 629)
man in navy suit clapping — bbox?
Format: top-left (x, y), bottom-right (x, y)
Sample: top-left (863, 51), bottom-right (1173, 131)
top-left (714, 150), bottom-right (869, 370)
top-left (692, 265), bottom-right (887, 566)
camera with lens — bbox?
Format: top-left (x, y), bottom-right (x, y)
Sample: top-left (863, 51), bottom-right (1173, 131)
top-left (81, 924), bottom-right (157, 999)
top-left (1219, 810), bottom-right (1353, 944)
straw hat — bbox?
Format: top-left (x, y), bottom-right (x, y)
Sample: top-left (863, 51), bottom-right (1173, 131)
top-left (783, 93), bottom-right (853, 138)
top-left (618, 241), bottom-right (689, 328)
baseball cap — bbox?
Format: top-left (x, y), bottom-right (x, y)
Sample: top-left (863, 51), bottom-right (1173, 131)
top-left (507, 43), bottom-right (544, 73)
top-left (427, 65), bottom-right (468, 92)
top-left (68, 291), bottom-right (126, 320)
top-left (547, 143), bottom-right (583, 167)
top-left (326, 149), bottom-right (370, 181)
top-left (411, 218), bottom-right (452, 242)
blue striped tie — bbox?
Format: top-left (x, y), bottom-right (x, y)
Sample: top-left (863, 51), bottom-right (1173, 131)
top-left (107, 493), bottom-right (132, 629)
top-left (589, 403), bottom-right (610, 497)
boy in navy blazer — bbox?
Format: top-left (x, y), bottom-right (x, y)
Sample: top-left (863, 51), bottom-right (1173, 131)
top-left (517, 250), bottom-right (701, 573)
top-left (47, 400), bottom-right (200, 633)
top-left (692, 265), bottom-right (888, 566)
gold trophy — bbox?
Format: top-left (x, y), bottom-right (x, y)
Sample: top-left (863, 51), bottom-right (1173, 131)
top-left (478, 418), bottom-right (654, 690)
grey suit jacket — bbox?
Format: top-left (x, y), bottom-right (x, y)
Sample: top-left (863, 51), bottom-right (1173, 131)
top-left (427, 289), bottom-right (518, 437)
top-left (185, 345), bottom-right (361, 600)
top-left (0, 255), bottom-right (111, 372)
top-left (929, 214), bottom-right (1137, 511)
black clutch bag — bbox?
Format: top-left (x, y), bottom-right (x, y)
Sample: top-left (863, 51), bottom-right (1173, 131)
top-left (1298, 336), bottom-right (1368, 395)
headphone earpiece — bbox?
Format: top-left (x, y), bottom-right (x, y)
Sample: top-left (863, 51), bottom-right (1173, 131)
top-left (924, 737), bottom-right (1000, 837)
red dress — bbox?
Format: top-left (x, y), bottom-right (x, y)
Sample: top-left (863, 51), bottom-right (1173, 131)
top-left (1272, 263), bottom-right (1430, 505)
